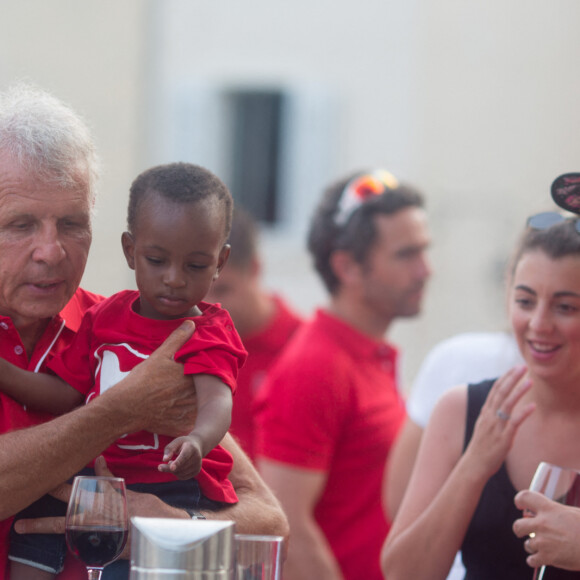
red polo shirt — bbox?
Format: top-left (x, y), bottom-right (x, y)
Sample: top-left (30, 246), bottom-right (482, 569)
top-left (0, 288), bottom-right (103, 580)
top-left (255, 309), bottom-right (406, 580)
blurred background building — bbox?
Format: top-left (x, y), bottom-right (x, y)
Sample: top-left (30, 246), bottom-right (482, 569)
top-left (2, 0), bottom-right (579, 388)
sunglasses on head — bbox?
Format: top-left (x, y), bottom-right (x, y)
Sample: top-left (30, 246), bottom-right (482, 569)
top-left (527, 211), bottom-right (580, 234)
top-left (551, 173), bottom-right (580, 214)
top-left (334, 169), bottom-right (399, 227)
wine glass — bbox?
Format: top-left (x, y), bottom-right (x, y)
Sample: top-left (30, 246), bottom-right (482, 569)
top-left (528, 462), bottom-right (580, 580)
top-left (65, 476), bottom-right (129, 580)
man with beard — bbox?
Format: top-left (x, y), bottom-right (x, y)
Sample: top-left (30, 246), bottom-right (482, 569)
top-left (255, 170), bottom-right (431, 580)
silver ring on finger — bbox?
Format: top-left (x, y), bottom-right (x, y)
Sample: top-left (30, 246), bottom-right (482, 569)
top-left (496, 409), bottom-right (510, 421)
top-left (524, 537), bottom-right (535, 554)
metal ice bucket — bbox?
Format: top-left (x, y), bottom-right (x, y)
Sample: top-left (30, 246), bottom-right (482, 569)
top-left (129, 517), bottom-right (235, 579)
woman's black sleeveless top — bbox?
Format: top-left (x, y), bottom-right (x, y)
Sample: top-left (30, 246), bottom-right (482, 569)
top-left (461, 380), bottom-right (580, 579)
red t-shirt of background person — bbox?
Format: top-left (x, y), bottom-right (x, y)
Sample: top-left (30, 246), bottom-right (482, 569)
top-left (255, 309), bottom-right (406, 580)
top-left (230, 295), bottom-right (302, 460)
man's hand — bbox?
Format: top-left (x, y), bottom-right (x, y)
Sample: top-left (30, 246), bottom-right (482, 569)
top-left (12, 488), bottom-right (69, 536)
top-left (159, 434), bottom-right (203, 480)
top-left (12, 456), bottom-right (110, 538)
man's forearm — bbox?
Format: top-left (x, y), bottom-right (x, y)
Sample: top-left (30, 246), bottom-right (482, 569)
top-left (0, 397), bottom-right (128, 519)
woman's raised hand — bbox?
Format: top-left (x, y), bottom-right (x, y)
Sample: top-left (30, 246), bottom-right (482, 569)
top-left (465, 365), bottom-right (535, 480)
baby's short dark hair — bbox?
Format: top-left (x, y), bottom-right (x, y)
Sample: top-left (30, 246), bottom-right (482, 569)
top-left (128, 162), bottom-right (233, 238)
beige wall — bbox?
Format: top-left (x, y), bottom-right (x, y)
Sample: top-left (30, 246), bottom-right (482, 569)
top-left (2, 1), bottom-right (580, 388)
top-left (395, 0), bottom-right (580, 386)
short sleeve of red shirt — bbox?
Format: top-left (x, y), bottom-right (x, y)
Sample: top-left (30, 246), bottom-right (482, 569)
top-left (176, 303), bottom-right (247, 393)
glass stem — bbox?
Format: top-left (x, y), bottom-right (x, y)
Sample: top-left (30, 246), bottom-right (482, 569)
top-left (87, 568), bottom-right (103, 580)
top-left (532, 565), bottom-right (546, 580)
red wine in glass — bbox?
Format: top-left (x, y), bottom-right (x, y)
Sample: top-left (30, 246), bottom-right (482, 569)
top-left (67, 525), bottom-right (128, 568)
top-left (65, 476), bottom-right (128, 580)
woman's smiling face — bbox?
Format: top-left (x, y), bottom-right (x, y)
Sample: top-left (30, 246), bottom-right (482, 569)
top-left (509, 248), bottom-right (580, 383)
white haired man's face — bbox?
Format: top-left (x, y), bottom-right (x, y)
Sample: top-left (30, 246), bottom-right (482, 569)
top-left (0, 151), bottom-right (92, 333)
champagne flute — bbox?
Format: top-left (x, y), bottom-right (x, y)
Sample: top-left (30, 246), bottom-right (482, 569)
top-left (528, 462), bottom-right (580, 580)
top-left (65, 476), bottom-right (129, 580)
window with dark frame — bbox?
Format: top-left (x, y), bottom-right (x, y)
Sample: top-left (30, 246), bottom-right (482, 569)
top-left (224, 89), bottom-right (284, 225)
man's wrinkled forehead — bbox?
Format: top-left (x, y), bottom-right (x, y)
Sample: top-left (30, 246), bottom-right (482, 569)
top-left (0, 151), bottom-right (92, 219)
top-left (0, 147), bottom-right (93, 204)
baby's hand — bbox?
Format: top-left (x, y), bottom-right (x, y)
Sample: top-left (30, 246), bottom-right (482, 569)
top-left (159, 435), bottom-right (203, 480)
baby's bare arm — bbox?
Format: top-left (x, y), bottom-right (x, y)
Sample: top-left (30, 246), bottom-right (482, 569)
top-left (160, 374), bottom-right (232, 477)
top-left (0, 357), bottom-right (83, 414)
top-left (187, 374), bottom-right (232, 455)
